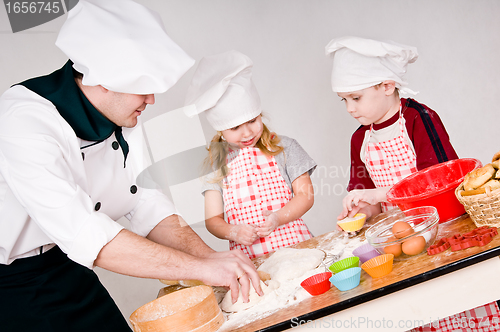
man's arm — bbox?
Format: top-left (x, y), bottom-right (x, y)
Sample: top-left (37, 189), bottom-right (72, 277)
top-left (94, 216), bottom-right (263, 302)
top-left (146, 214), bottom-right (215, 258)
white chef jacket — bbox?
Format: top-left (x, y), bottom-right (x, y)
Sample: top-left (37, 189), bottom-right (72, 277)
top-left (0, 85), bottom-right (178, 269)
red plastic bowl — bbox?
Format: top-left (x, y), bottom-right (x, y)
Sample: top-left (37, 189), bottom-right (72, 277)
top-left (386, 158), bottom-right (482, 223)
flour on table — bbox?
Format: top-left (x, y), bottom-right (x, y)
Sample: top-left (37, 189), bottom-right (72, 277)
top-left (218, 234), bottom-right (366, 331)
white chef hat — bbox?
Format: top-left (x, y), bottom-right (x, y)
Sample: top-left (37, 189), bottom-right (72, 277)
top-left (183, 50), bottom-right (262, 131)
top-left (55, 0), bottom-right (194, 94)
top-left (325, 36), bottom-right (419, 95)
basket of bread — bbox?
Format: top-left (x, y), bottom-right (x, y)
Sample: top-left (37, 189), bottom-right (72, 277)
top-left (455, 151), bottom-right (500, 227)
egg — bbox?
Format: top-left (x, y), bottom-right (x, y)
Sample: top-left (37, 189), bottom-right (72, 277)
top-left (402, 236), bottom-right (426, 255)
top-left (383, 237), bottom-right (402, 257)
top-left (392, 221), bottom-right (414, 239)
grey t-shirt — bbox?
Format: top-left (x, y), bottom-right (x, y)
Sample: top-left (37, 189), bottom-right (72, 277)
top-left (201, 135), bottom-right (316, 196)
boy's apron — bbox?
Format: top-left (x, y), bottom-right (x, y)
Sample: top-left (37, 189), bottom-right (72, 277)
top-left (364, 109), bottom-right (417, 212)
top-left (223, 147), bottom-right (312, 259)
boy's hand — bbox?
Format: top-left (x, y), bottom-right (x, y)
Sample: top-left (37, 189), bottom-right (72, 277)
top-left (338, 188), bottom-right (389, 219)
top-left (256, 210), bottom-right (280, 237)
top-left (227, 224), bottom-right (259, 246)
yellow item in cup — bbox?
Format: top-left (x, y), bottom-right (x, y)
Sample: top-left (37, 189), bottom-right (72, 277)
top-left (337, 213), bottom-right (366, 232)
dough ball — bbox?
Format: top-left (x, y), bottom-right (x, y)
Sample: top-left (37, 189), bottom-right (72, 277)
top-left (257, 248), bottom-right (325, 283)
top-left (220, 280), bottom-right (280, 313)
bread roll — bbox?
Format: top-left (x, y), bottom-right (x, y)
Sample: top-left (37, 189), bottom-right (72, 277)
top-left (479, 179), bottom-right (500, 191)
top-left (463, 164), bottom-right (495, 191)
top-left (460, 188), bottom-right (486, 196)
top-left (492, 160), bottom-right (500, 169)
top-left (492, 151), bottom-right (500, 162)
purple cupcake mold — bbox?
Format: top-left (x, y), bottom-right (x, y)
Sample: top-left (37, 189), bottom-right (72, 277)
top-left (353, 243), bottom-right (380, 263)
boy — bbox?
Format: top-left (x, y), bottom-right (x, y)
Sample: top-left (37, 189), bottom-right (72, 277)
top-left (325, 36), bottom-right (458, 221)
top-left (326, 36), bottom-right (499, 332)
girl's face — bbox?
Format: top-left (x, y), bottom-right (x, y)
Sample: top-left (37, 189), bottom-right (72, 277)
top-left (337, 82), bottom-right (397, 126)
top-left (221, 115), bottom-right (263, 149)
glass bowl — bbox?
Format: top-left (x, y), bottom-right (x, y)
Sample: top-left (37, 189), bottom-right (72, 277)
top-left (365, 206), bottom-right (439, 261)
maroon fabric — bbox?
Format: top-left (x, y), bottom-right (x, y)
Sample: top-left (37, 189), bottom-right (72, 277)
top-left (347, 98), bottom-right (459, 191)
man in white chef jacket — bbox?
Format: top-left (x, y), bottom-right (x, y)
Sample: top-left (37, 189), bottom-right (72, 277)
top-left (0, 1), bottom-right (261, 331)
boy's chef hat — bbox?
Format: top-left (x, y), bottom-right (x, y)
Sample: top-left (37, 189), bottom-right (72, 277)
top-left (56, 0), bottom-right (194, 94)
top-left (184, 50), bottom-right (261, 131)
top-left (325, 36), bottom-right (418, 95)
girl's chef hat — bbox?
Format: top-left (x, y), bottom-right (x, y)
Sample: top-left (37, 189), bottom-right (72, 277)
top-left (325, 36), bottom-right (418, 95)
top-left (56, 0), bottom-right (194, 94)
top-left (184, 50), bottom-right (261, 131)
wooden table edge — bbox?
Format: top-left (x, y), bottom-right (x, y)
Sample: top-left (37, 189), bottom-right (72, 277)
top-left (255, 247), bottom-right (500, 332)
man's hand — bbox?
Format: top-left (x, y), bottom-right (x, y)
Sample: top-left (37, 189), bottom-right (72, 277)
top-left (200, 250), bottom-right (263, 303)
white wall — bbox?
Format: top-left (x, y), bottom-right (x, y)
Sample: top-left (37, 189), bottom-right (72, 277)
top-left (1, 0), bottom-right (499, 326)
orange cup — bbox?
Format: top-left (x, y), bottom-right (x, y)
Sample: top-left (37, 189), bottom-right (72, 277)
top-left (361, 254), bottom-right (394, 278)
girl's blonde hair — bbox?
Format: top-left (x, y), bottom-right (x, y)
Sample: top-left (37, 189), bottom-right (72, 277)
top-left (204, 121), bottom-right (283, 185)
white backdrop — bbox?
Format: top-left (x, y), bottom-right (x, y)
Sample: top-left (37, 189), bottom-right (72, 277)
top-left (1, 0), bottom-right (499, 326)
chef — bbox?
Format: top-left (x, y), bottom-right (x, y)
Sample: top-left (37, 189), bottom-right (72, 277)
top-left (0, 0), bottom-right (261, 331)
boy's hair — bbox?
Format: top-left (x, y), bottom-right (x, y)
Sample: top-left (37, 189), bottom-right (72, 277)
top-left (204, 121), bottom-right (284, 185)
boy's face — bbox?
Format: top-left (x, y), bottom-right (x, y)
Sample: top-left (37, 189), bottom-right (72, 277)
top-left (337, 82), bottom-right (397, 126)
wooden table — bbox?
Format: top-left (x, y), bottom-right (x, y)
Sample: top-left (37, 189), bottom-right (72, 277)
top-left (236, 215), bottom-right (500, 332)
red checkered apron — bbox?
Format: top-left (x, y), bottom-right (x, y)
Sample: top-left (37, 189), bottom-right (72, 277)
top-left (408, 301), bottom-right (500, 332)
top-left (223, 146), bottom-right (312, 259)
top-left (364, 109), bottom-right (417, 212)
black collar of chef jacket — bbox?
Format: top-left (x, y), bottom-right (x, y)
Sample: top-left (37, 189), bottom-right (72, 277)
top-left (16, 60), bottom-right (129, 167)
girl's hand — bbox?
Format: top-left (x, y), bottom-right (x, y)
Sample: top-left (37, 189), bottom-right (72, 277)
top-left (227, 224), bottom-right (259, 246)
top-left (256, 210), bottom-right (280, 237)
top-left (338, 188), bottom-right (389, 219)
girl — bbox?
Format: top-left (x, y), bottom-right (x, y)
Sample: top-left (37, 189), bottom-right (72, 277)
top-left (184, 50), bottom-right (316, 259)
